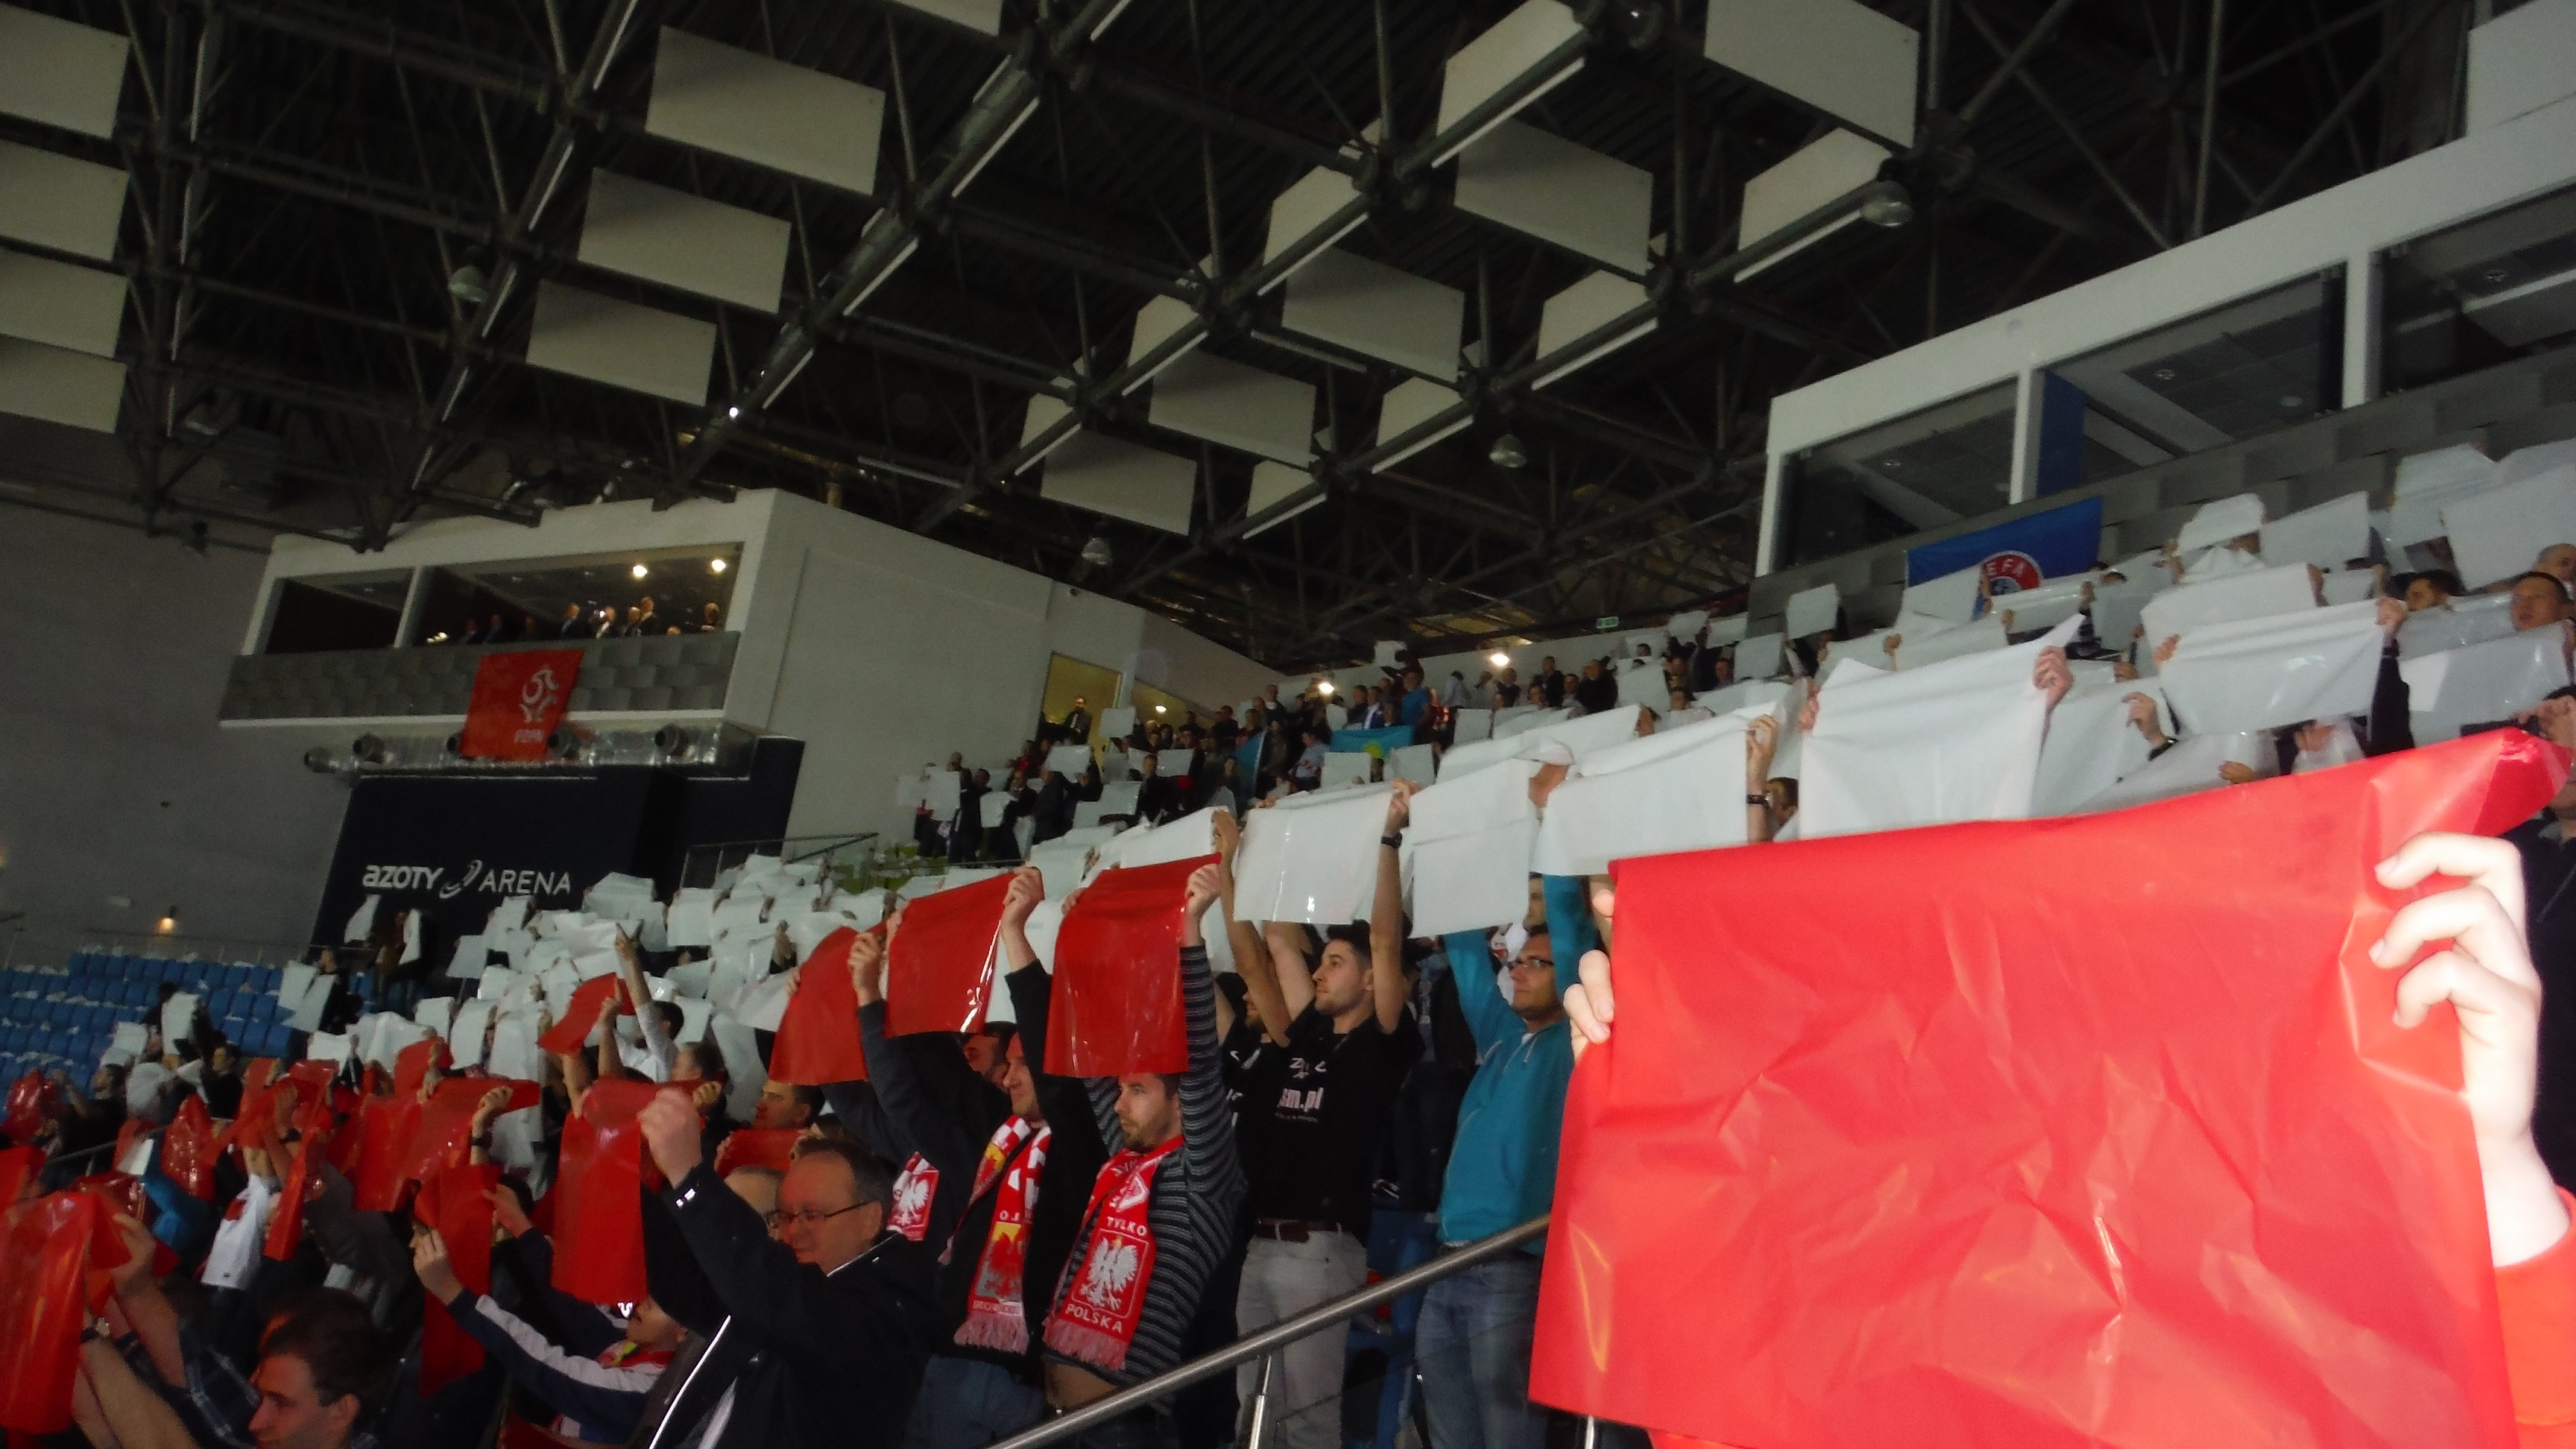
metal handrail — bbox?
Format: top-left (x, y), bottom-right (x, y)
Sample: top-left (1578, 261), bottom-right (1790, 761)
top-left (987, 1215), bottom-right (1550, 1449)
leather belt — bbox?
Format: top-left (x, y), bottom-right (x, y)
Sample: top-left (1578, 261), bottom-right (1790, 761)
top-left (1251, 1218), bottom-right (1345, 1243)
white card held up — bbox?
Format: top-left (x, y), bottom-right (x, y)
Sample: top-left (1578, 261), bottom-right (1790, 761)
top-left (1319, 751), bottom-right (1375, 790)
top-left (2157, 600), bottom-right (2387, 736)
top-left (927, 771), bottom-right (964, 813)
top-left (287, 974), bottom-right (335, 1033)
top-left (1989, 573), bottom-right (2097, 634)
top-left (2089, 579), bottom-right (2162, 652)
top-left (1784, 583), bottom-right (1840, 640)
top-left (2320, 569), bottom-right (2381, 606)
top-left (1706, 614), bottom-right (1749, 644)
top-left (305, 1032), bottom-right (353, 1067)
top-left (2260, 491), bottom-right (2370, 571)
top-left (1046, 744), bottom-right (1092, 779)
top-left (1156, 748), bottom-right (1195, 774)
top-left (414, 996), bottom-right (453, 1037)
top-left (2502, 438), bottom-right (2576, 485)
top-left (1100, 705), bottom-right (1137, 739)
top-left (1374, 640), bottom-right (1405, 668)
top-left (1325, 704), bottom-right (1348, 730)
top-left (446, 934), bottom-right (488, 979)
top-left (1664, 610), bottom-right (1710, 640)
top-left (1895, 617), bottom-right (2009, 669)
top-left (1072, 799), bottom-right (1111, 830)
top-left (1389, 742), bottom-right (1439, 786)
top-left (1451, 707), bottom-right (1494, 744)
top-left (1102, 806), bottom-right (1222, 869)
top-left (2175, 493), bottom-right (2266, 552)
top-left (1535, 713), bottom-right (1758, 876)
top-left (895, 771), bottom-right (929, 808)
top-left (1099, 780), bottom-right (1143, 815)
top-left (1615, 660), bottom-right (1670, 710)
top-left (979, 792), bottom-right (1012, 827)
top-left (1902, 566), bottom-right (1983, 623)
top-left (1799, 616), bottom-right (2083, 839)
top-left (162, 991), bottom-right (199, 1044)
top-left (400, 912), bottom-right (422, 965)
top-left (280, 964), bottom-right (316, 1011)
top-left (1735, 631), bottom-right (1785, 679)
top-left (2402, 623), bottom-right (2575, 741)
top-left (1234, 784), bottom-right (1392, 925)
top-left (112, 1020), bottom-right (149, 1056)
top-left (344, 894), bottom-right (379, 944)
top-left (1492, 707), bottom-right (1567, 739)
top-left (1509, 706), bottom-right (1645, 765)
top-left (1027, 839), bottom-right (1096, 900)
top-left (2031, 678), bottom-right (2163, 818)
top-left (1405, 823), bottom-right (1538, 938)
top-left (664, 888), bottom-right (716, 948)
top-left (2442, 464), bottom-right (2576, 588)
top-left (447, 1000), bottom-right (495, 1070)
top-left (1693, 679), bottom-right (1793, 718)
top-left (664, 957), bottom-right (714, 999)
top-left (2138, 563), bottom-right (2317, 646)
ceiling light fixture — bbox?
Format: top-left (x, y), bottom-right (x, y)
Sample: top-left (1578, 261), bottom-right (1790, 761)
top-left (1080, 534), bottom-right (1113, 567)
top-left (708, 558), bottom-right (727, 573)
top-left (631, 562), bottom-right (648, 578)
top-left (1489, 434), bottom-right (1528, 469)
top-left (1859, 186), bottom-right (1915, 228)
top-left (157, 907), bottom-right (178, 934)
top-left (1316, 680), bottom-right (1336, 696)
top-left (448, 265), bottom-right (490, 306)
top-left (1154, 704), bottom-right (1168, 714)
top-left (1489, 651), bottom-right (1511, 668)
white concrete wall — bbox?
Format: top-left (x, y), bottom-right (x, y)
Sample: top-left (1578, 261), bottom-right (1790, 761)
top-left (2, 510), bottom-right (347, 956)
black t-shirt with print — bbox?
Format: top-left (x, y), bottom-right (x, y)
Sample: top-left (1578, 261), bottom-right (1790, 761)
top-left (1241, 1005), bottom-right (1420, 1236)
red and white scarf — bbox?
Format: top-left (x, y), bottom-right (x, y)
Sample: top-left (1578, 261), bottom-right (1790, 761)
top-left (1043, 1137), bottom-right (1178, 1372)
top-left (952, 1117), bottom-right (1050, 1351)
top-left (888, 1154), bottom-right (940, 1241)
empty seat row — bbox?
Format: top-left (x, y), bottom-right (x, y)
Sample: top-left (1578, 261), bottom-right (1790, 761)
top-left (64, 953), bottom-right (284, 995)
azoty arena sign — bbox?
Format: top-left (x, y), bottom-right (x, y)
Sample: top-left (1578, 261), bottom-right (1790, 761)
top-left (359, 859), bottom-right (576, 900)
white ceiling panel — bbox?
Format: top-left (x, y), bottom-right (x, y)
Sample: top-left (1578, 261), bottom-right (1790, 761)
top-left (1705, 0), bottom-right (1920, 148)
top-left (1532, 272), bottom-right (1655, 388)
top-left (1281, 247), bottom-right (1465, 380)
top-left (0, 248), bottom-right (124, 356)
top-left (0, 6), bottom-right (127, 139)
top-left (1148, 350), bottom-right (1316, 464)
top-left (1042, 430), bottom-right (1197, 534)
top-left (0, 335), bottom-right (122, 430)
top-left (1370, 378), bottom-right (1471, 471)
top-left (1735, 128), bottom-right (1888, 278)
top-left (0, 141), bottom-right (126, 260)
top-left (1432, 0), bottom-right (1587, 159)
top-left (647, 28), bottom-right (886, 195)
top-left (524, 282), bottom-right (716, 405)
top-left (885, 0), bottom-right (1004, 34)
top-left (1453, 120), bottom-right (1653, 274)
top-left (1259, 166), bottom-right (1366, 288)
top-left (578, 171), bottom-right (791, 312)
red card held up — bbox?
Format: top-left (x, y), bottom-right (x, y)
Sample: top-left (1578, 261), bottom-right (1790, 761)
top-left (768, 929), bottom-right (869, 1086)
top-left (713, 1127), bottom-right (802, 1177)
top-left (1532, 731), bottom-right (2566, 1449)
top-left (537, 974), bottom-right (628, 1055)
top-left (162, 1093), bottom-right (221, 1200)
top-left (263, 1131), bottom-right (326, 1261)
top-left (886, 874), bottom-right (1015, 1037)
top-left (0, 1191), bottom-right (119, 1433)
top-left (346, 1091), bottom-right (423, 1212)
top-left (550, 1079), bottom-right (684, 1305)
top-left (414, 1161), bottom-right (504, 1395)
top-left (393, 1037), bottom-right (452, 1098)
top-left (1045, 856), bottom-right (1210, 1077)
top-left (0, 1146), bottom-right (37, 1211)
top-left (405, 1078), bottom-right (539, 1186)
top-left (2, 1072), bottom-right (55, 1144)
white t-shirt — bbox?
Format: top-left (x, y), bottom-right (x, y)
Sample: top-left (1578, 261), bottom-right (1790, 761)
top-left (202, 1176), bottom-right (278, 1290)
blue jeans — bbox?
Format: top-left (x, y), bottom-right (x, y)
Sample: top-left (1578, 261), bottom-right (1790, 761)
top-left (902, 1357), bottom-right (1046, 1449)
top-left (1414, 1256), bottom-right (1546, 1449)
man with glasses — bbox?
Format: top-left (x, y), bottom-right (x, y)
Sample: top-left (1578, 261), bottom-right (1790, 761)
top-left (1413, 907), bottom-right (1577, 1449)
top-left (631, 1101), bottom-right (941, 1449)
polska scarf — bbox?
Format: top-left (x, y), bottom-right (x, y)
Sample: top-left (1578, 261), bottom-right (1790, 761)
top-left (952, 1117), bottom-right (1050, 1351)
top-left (1042, 1137), bottom-right (1178, 1372)
top-left (888, 1154), bottom-right (939, 1241)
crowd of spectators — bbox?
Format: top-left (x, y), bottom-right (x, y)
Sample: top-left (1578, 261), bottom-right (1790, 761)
top-left (425, 599), bottom-right (727, 647)
top-left (10, 483), bottom-right (2576, 1449)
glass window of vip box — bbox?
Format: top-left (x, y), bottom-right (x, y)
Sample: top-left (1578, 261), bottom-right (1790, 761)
top-left (2382, 183), bottom-right (2576, 395)
top-left (408, 546), bottom-right (742, 647)
top-left (1783, 382), bottom-right (2019, 568)
top-left (2046, 273), bottom-right (2342, 478)
top-left (262, 570), bottom-right (411, 653)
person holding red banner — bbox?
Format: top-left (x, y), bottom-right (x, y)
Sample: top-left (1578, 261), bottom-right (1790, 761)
top-left (1562, 832), bottom-right (2576, 1445)
top-left (630, 1094), bottom-right (941, 1449)
top-left (410, 1225), bottom-right (682, 1444)
top-left (1034, 862), bottom-right (1244, 1449)
top-left (854, 868), bottom-right (1111, 1449)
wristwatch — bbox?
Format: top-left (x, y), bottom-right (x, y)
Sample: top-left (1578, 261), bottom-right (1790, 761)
top-left (1380, 833), bottom-right (1404, 849)
top-left (1745, 794), bottom-right (1770, 807)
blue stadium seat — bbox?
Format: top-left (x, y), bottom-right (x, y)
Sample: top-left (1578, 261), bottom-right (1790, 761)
top-left (200, 989), bottom-right (229, 1020)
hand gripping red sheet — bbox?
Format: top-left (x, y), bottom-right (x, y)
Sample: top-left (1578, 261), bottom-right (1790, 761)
top-left (1046, 856), bottom-right (1211, 1076)
top-left (414, 1161), bottom-right (505, 1395)
top-left (0, 1189), bottom-right (129, 1432)
top-left (538, 975), bottom-right (629, 1055)
top-left (405, 1078), bottom-right (540, 1186)
top-left (161, 1093), bottom-right (221, 1200)
top-left (551, 1079), bottom-right (687, 1304)
top-left (1532, 731), bottom-right (2566, 1449)
top-left (886, 875), bottom-right (1015, 1037)
top-left (768, 928), bottom-right (871, 1085)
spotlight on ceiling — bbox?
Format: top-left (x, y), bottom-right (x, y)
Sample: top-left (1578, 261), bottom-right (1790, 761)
top-left (157, 907), bottom-right (178, 934)
top-left (1489, 651), bottom-right (1512, 668)
top-left (1489, 434), bottom-right (1528, 470)
top-left (1316, 680), bottom-right (1336, 696)
top-left (631, 562), bottom-right (649, 579)
top-left (1080, 534), bottom-right (1113, 568)
top-left (448, 265), bottom-right (490, 306)
top-left (709, 558), bottom-right (727, 573)
top-left (1154, 704), bottom-right (1168, 714)
top-left (1860, 186), bottom-right (1916, 229)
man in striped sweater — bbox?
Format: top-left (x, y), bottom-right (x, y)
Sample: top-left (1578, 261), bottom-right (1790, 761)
top-left (1038, 862), bottom-right (1245, 1449)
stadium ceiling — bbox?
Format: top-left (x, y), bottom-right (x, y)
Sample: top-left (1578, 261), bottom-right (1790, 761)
top-left (0, 0), bottom-right (2472, 669)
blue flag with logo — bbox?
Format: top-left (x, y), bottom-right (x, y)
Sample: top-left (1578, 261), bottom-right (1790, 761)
top-left (1903, 496), bottom-right (2103, 587)
top-left (1331, 724), bottom-right (1416, 757)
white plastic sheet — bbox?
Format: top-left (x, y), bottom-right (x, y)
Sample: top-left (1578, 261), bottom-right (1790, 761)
top-left (1099, 780), bottom-right (1142, 816)
top-left (706, 1013), bottom-right (765, 1122)
top-left (2031, 678), bottom-right (2163, 818)
top-left (2260, 491), bottom-right (2370, 570)
top-left (2156, 600), bottom-right (2387, 735)
top-left (305, 1032), bottom-right (353, 1067)
top-left (1535, 712), bottom-right (1762, 875)
top-left (1233, 784), bottom-right (1390, 924)
top-left (448, 1000), bottom-right (494, 1070)
top-left (1893, 616), bottom-right (2008, 669)
top-left (1989, 573), bottom-right (2095, 634)
top-left (1046, 744), bottom-right (1091, 779)
top-left (979, 792), bottom-right (1011, 827)
top-left (2383, 443), bottom-right (2503, 546)
top-left (1320, 751), bottom-right (1374, 789)
top-left (1100, 705), bottom-right (1137, 739)
top-left (2138, 563), bottom-right (2317, 645)
top-left (1798, 616), bottom-right (2083, 839)
top-left (1664, 610), bottom-right (1710, 640)
top-left (2079, 730), bottom-right (2273, 812)
top-left (1096, 806), bottom-right (1221, 869)
top-left (1493, 706), bottom-right (1567, 739)
top-left (2398, 593), bottom-right (2519, 657)
top-left (2176, 493), bottom-right (2266, 552)
top-left (344, 894), bottom-right (379, 944)
top-left (1902, 566), bottom-right (1983, 623)
top-left (1735, 631), bottom-right (1785, 679)
top-left (1452, 707), bottom-right (1494, 743)
top-left (2502, 438), bottom-right (2576, 485)
top-left (2442, 464), bottom-right (2576, 588)
top-left (1692, 679), bottom-right (1794, 718)
top-left (2321, 569), bottom-right (2381, 606)
top-left (1615, 660), bottom-right (1669, 710)
top-left (2400, 624), bottom-right (2574, 742)
top-left (2089, 578), bottom-right (2163, 652)
top-left (1390, 742), bottom-right (1439, 785)
top-left (162, 991), bottom-right (198, 1045)
top-left (1401, 760), bottom-right (1536, 938)
top-left (1027, 839), bottom-right (1095, 900)
top-left (415, 996), bottom-right (452, 1037)
top-left (1157, 748), bottom-right (1195, 774)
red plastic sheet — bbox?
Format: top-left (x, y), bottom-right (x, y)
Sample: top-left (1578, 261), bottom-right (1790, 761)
top-left (264, 1130), bottom-right (326, 1261)
top-left (1533, 732), bottom-right (2566, 1449)
top-left (0, 1191), bottom-right (123, 1432)
top-left (551, 1079), bottom-right (681, 1305)
top-left (1, 1073), bottom-right (54, 1145)
top-left (713, 1127), bottom-right (801, 1177)
top-left (394, 1038), bottom-right (452, 1098)
top-left (538, 975), bottom-right (628, 1055)
top-left (405, 1078), bottom-right (539, 1187)
top-left (1045, 856), bottom-right (1210, 1076)
top-left (768, 929), bottom-right (870, 1085)
top-left (0, 1146), bottom-right (35, 1210)
top-left (162, 1094), bottom-right (220, 1200)
top-left (414, 1161), bottom-right (504, 1395)
top-left (347, 1091), bottom-right (423, 1212)
top-left (886, 876), bottom-right (1014, 1036)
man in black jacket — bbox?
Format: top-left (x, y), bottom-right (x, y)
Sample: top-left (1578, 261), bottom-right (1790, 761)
top-left (633, 1099), bottom-right (941, 1449)
top-left (856, 869), bottom-right (1111, 1449)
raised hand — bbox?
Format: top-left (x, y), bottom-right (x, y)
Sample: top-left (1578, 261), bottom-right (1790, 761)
top-left (637, 1091), bottom-right (704, 1184)
top-left (846, 929), bottom-right (888, 1007)
top-left (2033, 647), bottom-right (2072, 707)
top-left (411, 1226), bottom-right (464, 1301)
top-left (1565, 886), bottom-right (1616, 1065)
top-left (1744, 715), bottom-right (1779, 792)
top-left (470, 1085), bottom-right (514, 1131)
top-left (485, 1184), bottom-right (534, 1238)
